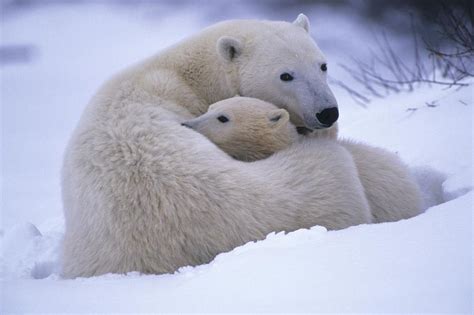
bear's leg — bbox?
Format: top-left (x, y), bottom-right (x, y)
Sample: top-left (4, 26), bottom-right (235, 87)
top-left (339, 140), bottom-right (423, 223)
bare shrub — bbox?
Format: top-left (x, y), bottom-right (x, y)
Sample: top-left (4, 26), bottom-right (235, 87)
top-left (334, 3), bottom-right (473, 105)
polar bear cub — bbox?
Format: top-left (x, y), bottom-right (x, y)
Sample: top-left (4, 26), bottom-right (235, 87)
top-left (182, 97), bottom-right (298, 161)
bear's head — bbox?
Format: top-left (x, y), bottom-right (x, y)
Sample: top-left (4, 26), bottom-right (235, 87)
top-left (182, 97), bottom-right (297, 161)
top-left (216, 14), bottom-right (338, 133)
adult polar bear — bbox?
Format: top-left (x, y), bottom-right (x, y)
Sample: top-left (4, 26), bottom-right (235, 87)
top-left (62, 15), bottom-right (417, 278)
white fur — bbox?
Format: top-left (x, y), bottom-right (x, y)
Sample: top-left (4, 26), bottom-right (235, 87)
top-left (185, 97), bottom-right (423, 223)
top-left (293, 13), bottom-right (310, 33)
top-left (183, 97), bottom-right (298, 162)
top-left (215, 16), bottom-right (338, 129)
top-left (339, 140), bottom-right (423, 222)
top-left (61, 16), bottom-right (371, 278)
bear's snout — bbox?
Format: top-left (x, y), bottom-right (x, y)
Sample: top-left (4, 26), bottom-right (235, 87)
top-left (181, 122), bottom-right (193, 129)
top-left (316, 107), bottom-right (339, 127)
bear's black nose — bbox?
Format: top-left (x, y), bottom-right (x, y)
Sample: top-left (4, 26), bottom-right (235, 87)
top-left (316, 107), bottom-right (339, 127)
top-left (181, 122), bottom-right (192, 129)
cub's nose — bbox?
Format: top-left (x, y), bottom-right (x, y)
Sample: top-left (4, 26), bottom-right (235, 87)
top-left (181, 122), bottom-right (192, 129)
top-left (316, 107), bottom-right (339, 127)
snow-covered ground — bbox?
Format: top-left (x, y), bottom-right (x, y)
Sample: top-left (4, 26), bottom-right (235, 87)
top-left (1, 2), bottom-right (472, 313)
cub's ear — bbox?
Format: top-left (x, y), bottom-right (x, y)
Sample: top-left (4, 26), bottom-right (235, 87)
top-left (293, 13), bottom-right (310, 33)
top-left (217, 36), bottom-right (243, 62)
top-left (268, 109), bottom-right (290, 128)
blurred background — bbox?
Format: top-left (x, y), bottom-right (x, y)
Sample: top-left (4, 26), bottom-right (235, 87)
top-left (1, 0), bottom-right (472, 228)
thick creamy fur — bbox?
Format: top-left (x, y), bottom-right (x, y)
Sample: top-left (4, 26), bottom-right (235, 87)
top-left (61, 16), bottom-right (372, 278)
top-left (339, 140), bottom-right (423, 222)
top-left (183, 97), bottom-right (299, 161)
top-left (187, 98), bottom-right (423, 223)
top-left (309, 119), bottom-right (423, 222)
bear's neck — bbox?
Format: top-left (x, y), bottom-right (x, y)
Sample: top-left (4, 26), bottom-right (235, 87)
top-left (153, 35), bottom-right (240, 116)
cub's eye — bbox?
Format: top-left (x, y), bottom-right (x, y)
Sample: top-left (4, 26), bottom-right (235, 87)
top-left (217, 115), bottom-right (229, 123)
top-left (280, 73), bottom-right (294, 81)
top-left (320, 63), bottom-right (327, 72)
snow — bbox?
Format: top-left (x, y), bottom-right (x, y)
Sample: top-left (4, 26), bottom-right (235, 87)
top-left (1, 2), bottom-right (473, 313)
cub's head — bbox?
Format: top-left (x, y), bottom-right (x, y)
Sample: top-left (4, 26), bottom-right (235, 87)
top-left (182, 97), bottom-right (297, 161)
top-left (216, 14), bottom-right (338, 134)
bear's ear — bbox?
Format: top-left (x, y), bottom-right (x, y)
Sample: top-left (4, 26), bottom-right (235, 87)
top-left (293, 13), bottom-right (310, 33)
top-left (268, 109), bottom-right (289, 129)
top-left (217, 36), bottom-right (243, 62)
top-left (208, 103), bottom-right (216, 111)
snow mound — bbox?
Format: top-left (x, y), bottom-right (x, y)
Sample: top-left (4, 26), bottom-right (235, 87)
top-left (1, 218), bottom-right (63, 280)
top-left (411, 166), bottom-right (447, 209)
top-left (443, 165), bottom-right (473, 202)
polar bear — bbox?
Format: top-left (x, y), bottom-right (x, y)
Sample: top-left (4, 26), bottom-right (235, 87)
top-left (185, 96), bottom-right (423, 223)
top-left (61, 14), bottom-right (372, 278)
top-left (182, 97), bottom-right (298, 161)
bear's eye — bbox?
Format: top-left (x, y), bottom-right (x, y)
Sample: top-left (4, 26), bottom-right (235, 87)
top-left (280, 73), bottom-right (294, 82)
top-left (217, 115), bottom-right (229, 123)
top-left (320, 63), bottom-right (327, 72)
